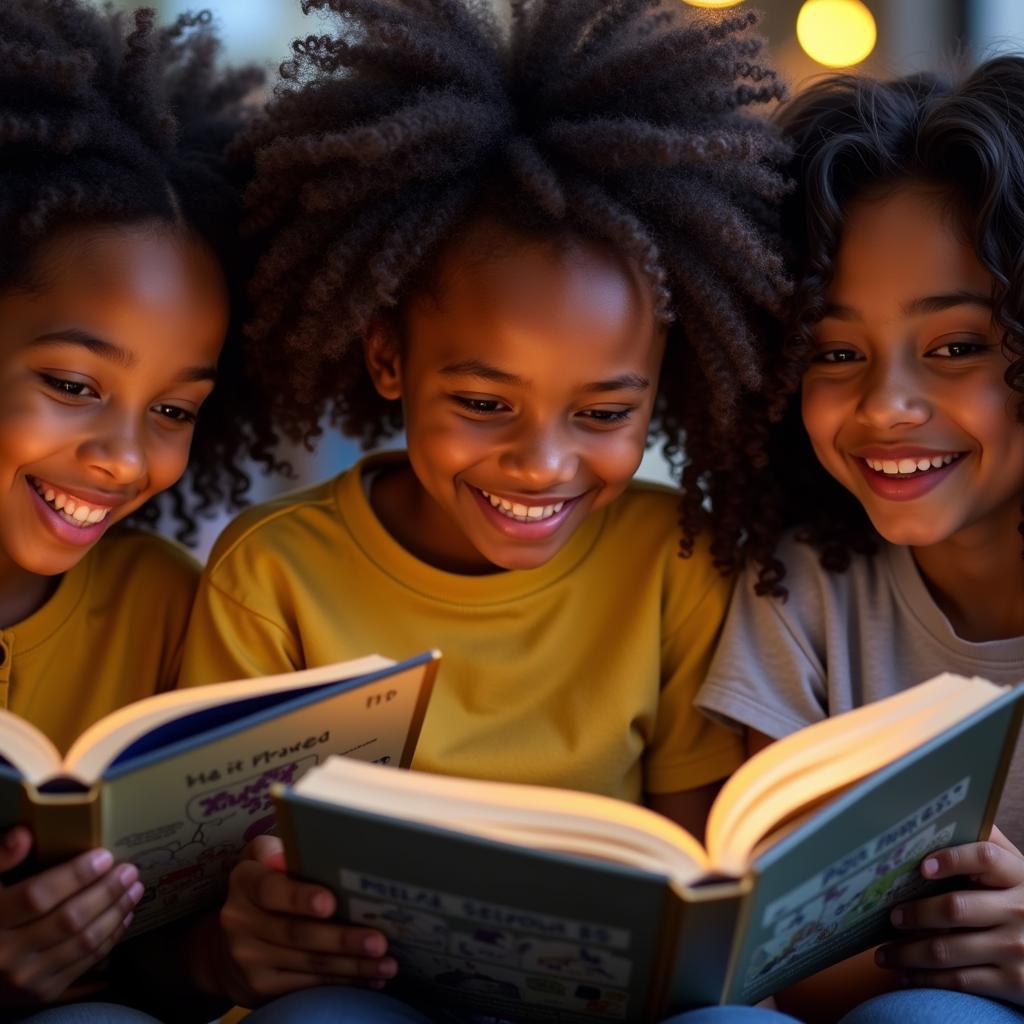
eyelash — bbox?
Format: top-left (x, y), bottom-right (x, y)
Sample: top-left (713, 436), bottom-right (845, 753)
top-left (451, 396), bottom-right (632, 425)
top-left (40, 374), bottom-right (197, 424)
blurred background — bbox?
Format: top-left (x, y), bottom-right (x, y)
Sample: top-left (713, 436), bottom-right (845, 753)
top-left (91, 0), bottom-right (1024, 553)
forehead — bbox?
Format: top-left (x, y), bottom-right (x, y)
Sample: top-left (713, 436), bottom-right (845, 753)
top-left (5, 222), bottom-right (228, 361)
top-left (831, 187), bottom-right (991, 303)
top-left (406, 219), bottom-right (660, 369)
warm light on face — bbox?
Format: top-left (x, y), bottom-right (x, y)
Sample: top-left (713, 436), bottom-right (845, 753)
top-left (797, 0), bottom-right (877, 68)
top-left (683, 0), bottom-right (745, 7)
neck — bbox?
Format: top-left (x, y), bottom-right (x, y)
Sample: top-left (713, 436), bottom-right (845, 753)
top-left (0, 554), bottom-right (59, 630)
top-left (911, 502), bottom-right (1024, 642)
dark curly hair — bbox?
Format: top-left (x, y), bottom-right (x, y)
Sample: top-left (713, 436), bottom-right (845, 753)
top-left (237, 0), bottom-right (791, 571)
top-left (748, 56), bottom-right (1024, 595)
top-left (0, 0), bottom-right (267, 543)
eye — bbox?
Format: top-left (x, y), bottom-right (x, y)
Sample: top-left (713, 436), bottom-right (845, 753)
top-left (578, 408), bottom-right (633, 426)
top-left (451, 396), bottom-right (506, 415)
top-left (40, 373), bottom-right (98, 398)
top-left (152, 403), bottom-right (197, 425)
top-left (929, 338), bottom-right (991, 358)
top-left (812, 347), bottom-right (861, 364)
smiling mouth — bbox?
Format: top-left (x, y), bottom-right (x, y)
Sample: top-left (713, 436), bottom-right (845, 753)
top-left (478, 489), bottom-right (570, 523)
top-left (860, 453), bottom-right (964, 478)
top-left (29, 476), bottom-right (114, 528)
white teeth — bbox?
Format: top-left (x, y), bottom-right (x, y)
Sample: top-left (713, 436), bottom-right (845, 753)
top-left (479, 489), bottom-right (568, 523)
top-left (865, 454), bottom-right (960, 477)
top-left (30, 479), bottom-right (112, 528)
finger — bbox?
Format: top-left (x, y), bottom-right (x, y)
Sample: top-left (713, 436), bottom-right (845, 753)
top-left (0, 849), bottom-right (115, 928)
top-left (24, 864), bottom-right (142, 955)
top-left (223, 903), bottom-right (389, 958)
top-left (230, 860), bottom-right (336, 918)
top-left (878, 928), bottom-right (1009, 972)
top-left (0, 828), bottom-right (32, 877)
top-left (233, 935), bottom-right (397, 981)
top-left (243, 835), bottom-right (284, 865)
top-left (21, 907), bottom-right (136, 1004)
top-left (919, 842), bottom-right (1024, 889)
top-left (901, 965), bottom-right (1018, 1003)
top-left (891, 887), bottom-right (1017, 931)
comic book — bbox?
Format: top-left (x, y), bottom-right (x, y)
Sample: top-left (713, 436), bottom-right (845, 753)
top-left (0, 650), bottom-right (438, 936)
top-left (274, 673), bottom-right (1024, 1023)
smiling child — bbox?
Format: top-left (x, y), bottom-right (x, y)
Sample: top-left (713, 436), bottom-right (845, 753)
top-left (697, 57), bottom-right (1024, 1023)
top-left (0, 1), bottom-right (257, 1016)
top-left (174, 0), bottom-right (791, 1016)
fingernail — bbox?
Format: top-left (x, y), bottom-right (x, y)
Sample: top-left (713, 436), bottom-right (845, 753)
top-left (127, 881), bottom-right (145, 904)
top-left (377, 958), bottom-right (398, 978)
top-left (875, 948), bottom-right (888, 966)
top-left (122, 911), bottom-right (135, 930)
top-left (364, 934), bottom-right (387, 957)
top-left (116, 863), bottom-right (139, 887)
top-left (890, 907), bottom-right (903, 926)
top-left (922, 857), bottom-right (939, 876)
top-left (311, 892), bottom-right (333, 916)
top-left (90, 849), bottom-right (114, 874)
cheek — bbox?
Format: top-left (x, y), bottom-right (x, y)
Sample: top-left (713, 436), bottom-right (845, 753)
top-left (0, 390), bottom-right (70, 474)
top-left (142, 429), bottom-right (195, 494)
top-left (801, 379), bottom-right (846, 451)
top-left (586, 427), bottom-right (649, 485)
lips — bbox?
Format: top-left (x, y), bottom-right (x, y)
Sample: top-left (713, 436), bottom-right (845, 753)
top-left (853, 451), bottom-right (966, 502)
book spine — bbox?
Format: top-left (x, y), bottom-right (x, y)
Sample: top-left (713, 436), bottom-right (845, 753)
top-left (979, 695), bottom-right (1024, 840)
top-left (398, 653), bottom-right (439, 769)
top-left (24, 785), bottom-right (101, 864)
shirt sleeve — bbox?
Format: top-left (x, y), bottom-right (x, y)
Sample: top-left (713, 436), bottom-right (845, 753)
top-left (644, 551), bottom-right (744, 795)
top-left (177, 574), bottom-right (301, 688)
top-left (695, 559), bottom-right (829, 739)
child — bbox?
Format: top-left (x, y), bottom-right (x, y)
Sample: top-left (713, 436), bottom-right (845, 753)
top-left (0, 0), bottom-right (258, 1017)
top-left (176, 0), bottom-right (794, 1018)
top-left (697, 57), bottom-right (1024, 1023)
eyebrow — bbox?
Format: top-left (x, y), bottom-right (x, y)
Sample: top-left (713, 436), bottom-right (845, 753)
top-left (28, 328), bottom-right (217, 383)
top-left (822, 290), bottom-right (993, 322)
top-left (439, 358), bottom-right (649, 393)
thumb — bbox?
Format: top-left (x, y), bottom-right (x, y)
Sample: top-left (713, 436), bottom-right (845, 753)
top-left (245, 834), bottom-right (286, 871)
top-left (988, 824), bottom-right (1022, 858)
top-left (0, 827), bottom-right (32, 877)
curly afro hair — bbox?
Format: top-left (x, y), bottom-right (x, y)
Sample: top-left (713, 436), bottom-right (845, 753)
top-left (0, 0), bottom-right (266, 543)
top-left (747, 57), bottom-right (1024, 595)
top-left (237, 0), bottom-right (791, 570)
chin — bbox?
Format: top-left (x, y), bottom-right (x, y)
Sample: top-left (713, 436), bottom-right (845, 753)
top-left (869, 520), bottom-right (952, 549)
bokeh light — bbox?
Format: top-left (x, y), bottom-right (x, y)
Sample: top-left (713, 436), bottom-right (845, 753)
top-left (682, 1), bottom-right (747, 8)
top-left (796, 0), bottom-right (877, 68)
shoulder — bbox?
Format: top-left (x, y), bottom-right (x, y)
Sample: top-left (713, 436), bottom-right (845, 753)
top-left (204, 475), bottom-right (344, 577)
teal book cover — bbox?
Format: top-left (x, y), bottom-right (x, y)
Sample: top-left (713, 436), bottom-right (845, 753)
top-left (275, 676), bottom-right (1024, 1023)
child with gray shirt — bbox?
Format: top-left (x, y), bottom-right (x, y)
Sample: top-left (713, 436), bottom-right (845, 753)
top-left (698, 58), bottom-right (1024, 1024)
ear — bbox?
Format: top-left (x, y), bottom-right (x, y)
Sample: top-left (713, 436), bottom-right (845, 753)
top-left (363, 320), bottom-right (402, 400)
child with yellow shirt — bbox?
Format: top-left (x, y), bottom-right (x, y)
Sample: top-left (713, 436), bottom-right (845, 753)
top-left (177, 1), bottom-right (792, 1019)
top-left (0, 1), bottom-right (259, 1018)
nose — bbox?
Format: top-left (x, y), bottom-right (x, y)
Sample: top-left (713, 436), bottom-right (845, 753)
top-left (77, 407), bottom-right (148, 486)
top-left (855, 351), bottom-right (931, 431)
top-left (498, 419), bottom-right (579, 490)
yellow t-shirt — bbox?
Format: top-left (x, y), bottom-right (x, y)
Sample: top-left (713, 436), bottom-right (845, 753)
top-left (179, 453), bottom-right (742, 802)
top-left (0, 528), bottom-right (200, 754)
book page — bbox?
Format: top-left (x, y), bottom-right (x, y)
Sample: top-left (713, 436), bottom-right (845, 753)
top-left (100, 658), bottom-right (431, 936)
top-left (64, 655), bottom-right (394, 782)
top-left (0, 710), bottom-right (63, 783)
top-left (706, 674), bottom-right (1003, 874)
top-left (293, 757), bottom-right (711, 884)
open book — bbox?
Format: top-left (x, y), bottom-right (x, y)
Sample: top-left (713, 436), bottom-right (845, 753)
top-left (0, 651), bottom-right (437, 936)
top-left (274, 673), bottom-right (1024, 1022)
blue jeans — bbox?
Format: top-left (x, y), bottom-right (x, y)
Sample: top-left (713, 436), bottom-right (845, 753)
top-left (13, 1004), bottom-right (161, 1023)
top-left (243, 987), bottom-right (1024, 1023)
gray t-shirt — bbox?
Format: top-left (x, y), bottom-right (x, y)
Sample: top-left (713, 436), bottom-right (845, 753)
top-left (696, 532), bottom-right (1024, 847)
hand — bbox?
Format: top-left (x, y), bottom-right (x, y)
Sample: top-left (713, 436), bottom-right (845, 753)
top-left (0, 826), bottom-right (142, 1006)
top-left (875, 826), bottom-right (1024, 1004)
top-left (212, 835), bottom-right (396, 1006)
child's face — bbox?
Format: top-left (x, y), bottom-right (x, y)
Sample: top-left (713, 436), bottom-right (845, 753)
top-left (0, 223), bottom-right (227, 577)
top-left (366, 219), bottom-right (664, 572)
top-left (802, 186), bottom-right (1024, 549)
